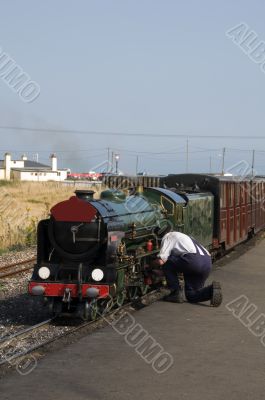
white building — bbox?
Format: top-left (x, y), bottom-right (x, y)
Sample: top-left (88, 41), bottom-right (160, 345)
top-left (0, 153), bottom-right (68, 182)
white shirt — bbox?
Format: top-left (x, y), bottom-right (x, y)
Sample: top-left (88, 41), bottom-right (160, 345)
top-left (158, 232), bottom-right (210, 262)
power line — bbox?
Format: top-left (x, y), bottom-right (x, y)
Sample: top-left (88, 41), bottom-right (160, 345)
top-left (1, 125), bottom-right (265, 139)
top-left (0, 148), bottom-right (107, 154)
top-left (0, 146), bottom-right (221, 156)
top-left (55, 153), bottom-right (107, 161)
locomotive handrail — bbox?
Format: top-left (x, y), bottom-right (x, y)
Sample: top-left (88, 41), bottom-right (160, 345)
top-left (74, 238), bottom-right (101, 242)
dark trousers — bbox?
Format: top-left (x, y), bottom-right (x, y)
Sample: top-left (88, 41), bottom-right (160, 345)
top-left (162, 253), bottom-right (212, 303)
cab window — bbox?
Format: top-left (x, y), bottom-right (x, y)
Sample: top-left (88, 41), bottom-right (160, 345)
top-left (161, 196), bottom-right (175, 216)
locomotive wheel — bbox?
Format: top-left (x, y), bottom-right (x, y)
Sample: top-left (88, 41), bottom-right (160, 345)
top-left (99, 296), bottom-right (115, 316)
top-left (83, 300), bottom-right (98, 321)
top-left (116, 291), bottom-right (126, 307)
top-left (48, 299), bottom-right (62, 316)
top-left (127, 287), bottom-right (140, 301)
top-left (139, 284), bottom-right (149, 296)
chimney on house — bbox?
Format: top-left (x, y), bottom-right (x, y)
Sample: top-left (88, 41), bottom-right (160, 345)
top-left (4, 152), bottom-right (11, 180)
top-left (50, 153), bottom-right (57, 171)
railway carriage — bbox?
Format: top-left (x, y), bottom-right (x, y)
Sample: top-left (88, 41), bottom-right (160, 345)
top-left (162, 174), bottom-right (265, 253)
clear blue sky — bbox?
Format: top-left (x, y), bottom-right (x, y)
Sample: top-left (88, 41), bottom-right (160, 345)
top-left (0, 0), bottom-right (265, 174)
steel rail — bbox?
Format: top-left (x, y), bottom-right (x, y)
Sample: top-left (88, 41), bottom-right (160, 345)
top-left (0, 257), bottom-right (36, 278)
top-left (0, 257), bottom-right (36, 271)
top-left (0, 318), bottom-right (54, 346)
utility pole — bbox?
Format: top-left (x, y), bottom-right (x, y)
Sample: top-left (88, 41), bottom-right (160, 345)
top-left (136, 155), bottom-right (139, 175)
top-left (186, 139), bottom-right (189, 173)
top-left (209, 156), bottom-right (212, 174)
top-left (251, 149), bottom-right (255, 179)
top-left (107, 148), bottom-right (111, 172)
top-left (221, 147), bottom-right (226, 175)
top-left (107, 147), bottom-right (110, 164)
top-left (111, 151), bottom-right (114, 172)
top-left (115, 154), bottom-right (120, 174)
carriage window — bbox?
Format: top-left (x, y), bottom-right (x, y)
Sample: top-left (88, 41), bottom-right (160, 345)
top-left (246, 182), bottom-right (250, 203)
top-left (220, 183), bottom-right (226, 208)
top-left (235, 184), bottom-right (240, 206)
top-left (252, 182), bottom-right (257, 203)
top-left (240, 183), bottom-right (245, 204)
top-left (161, 196), bottom-right (175, 216)
top-left (229, 184), bottom-right (234, 207)
top-left (240, 182), bottom-right (246, 204)
top-left (254, 183), bottom-right (258, 202)
top-left (257, 183), bottom-right (260, 202)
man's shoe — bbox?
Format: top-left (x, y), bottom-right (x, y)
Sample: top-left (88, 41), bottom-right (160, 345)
top-left (210, 281), bottom-right (222, 307)
top-left (164, 289), bottom-right (184, 303)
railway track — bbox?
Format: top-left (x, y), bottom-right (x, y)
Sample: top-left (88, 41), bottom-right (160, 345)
top-left (0, 289), bottom-right (164, 369)
top-left (0, 317), bottom-right (58, 366)
top-left (0, 257), bottom-right (36, 278)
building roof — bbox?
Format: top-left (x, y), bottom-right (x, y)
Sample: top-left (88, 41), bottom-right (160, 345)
top-left (0, 159), bottom-right (51, 169)
top-left (12, 167), bottom-right (68, 173)
top-left (24, 160), bottom-right (50, 169)
top-left (11, 168), bottom-right (58, 173)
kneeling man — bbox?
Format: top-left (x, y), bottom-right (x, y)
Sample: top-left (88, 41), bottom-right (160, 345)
top-left (152, 231), bottom-right (222, 306)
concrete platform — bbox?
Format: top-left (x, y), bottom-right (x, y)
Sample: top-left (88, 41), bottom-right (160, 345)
top-left (2, 241), bottom-right (265, 400)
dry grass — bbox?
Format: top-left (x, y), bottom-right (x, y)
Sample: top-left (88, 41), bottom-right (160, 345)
top-left (0, 181), bottom-right (101, 253)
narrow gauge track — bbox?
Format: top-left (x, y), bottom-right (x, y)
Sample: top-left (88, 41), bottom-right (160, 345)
top-left (0, 318), bottom-right (53, 345)
top-left (0, 317), bottom-right (58, 366)
top-left (0, 257), bottom-right (36, 278)
top-left (0, 289), bottom-right (163, 368)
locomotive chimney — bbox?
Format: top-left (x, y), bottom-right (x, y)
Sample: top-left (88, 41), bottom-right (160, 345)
top-left (75, 190), bottom-right (95, 200)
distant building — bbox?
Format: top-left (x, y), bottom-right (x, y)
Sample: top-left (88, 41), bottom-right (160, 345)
top-left (0, 153), bottom-right (68, 182)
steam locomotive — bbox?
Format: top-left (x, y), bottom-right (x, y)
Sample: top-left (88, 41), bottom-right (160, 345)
top-left (28, 182), bottom-right (213, 319)
top-left (29, 173), bottom-right (265, 319)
